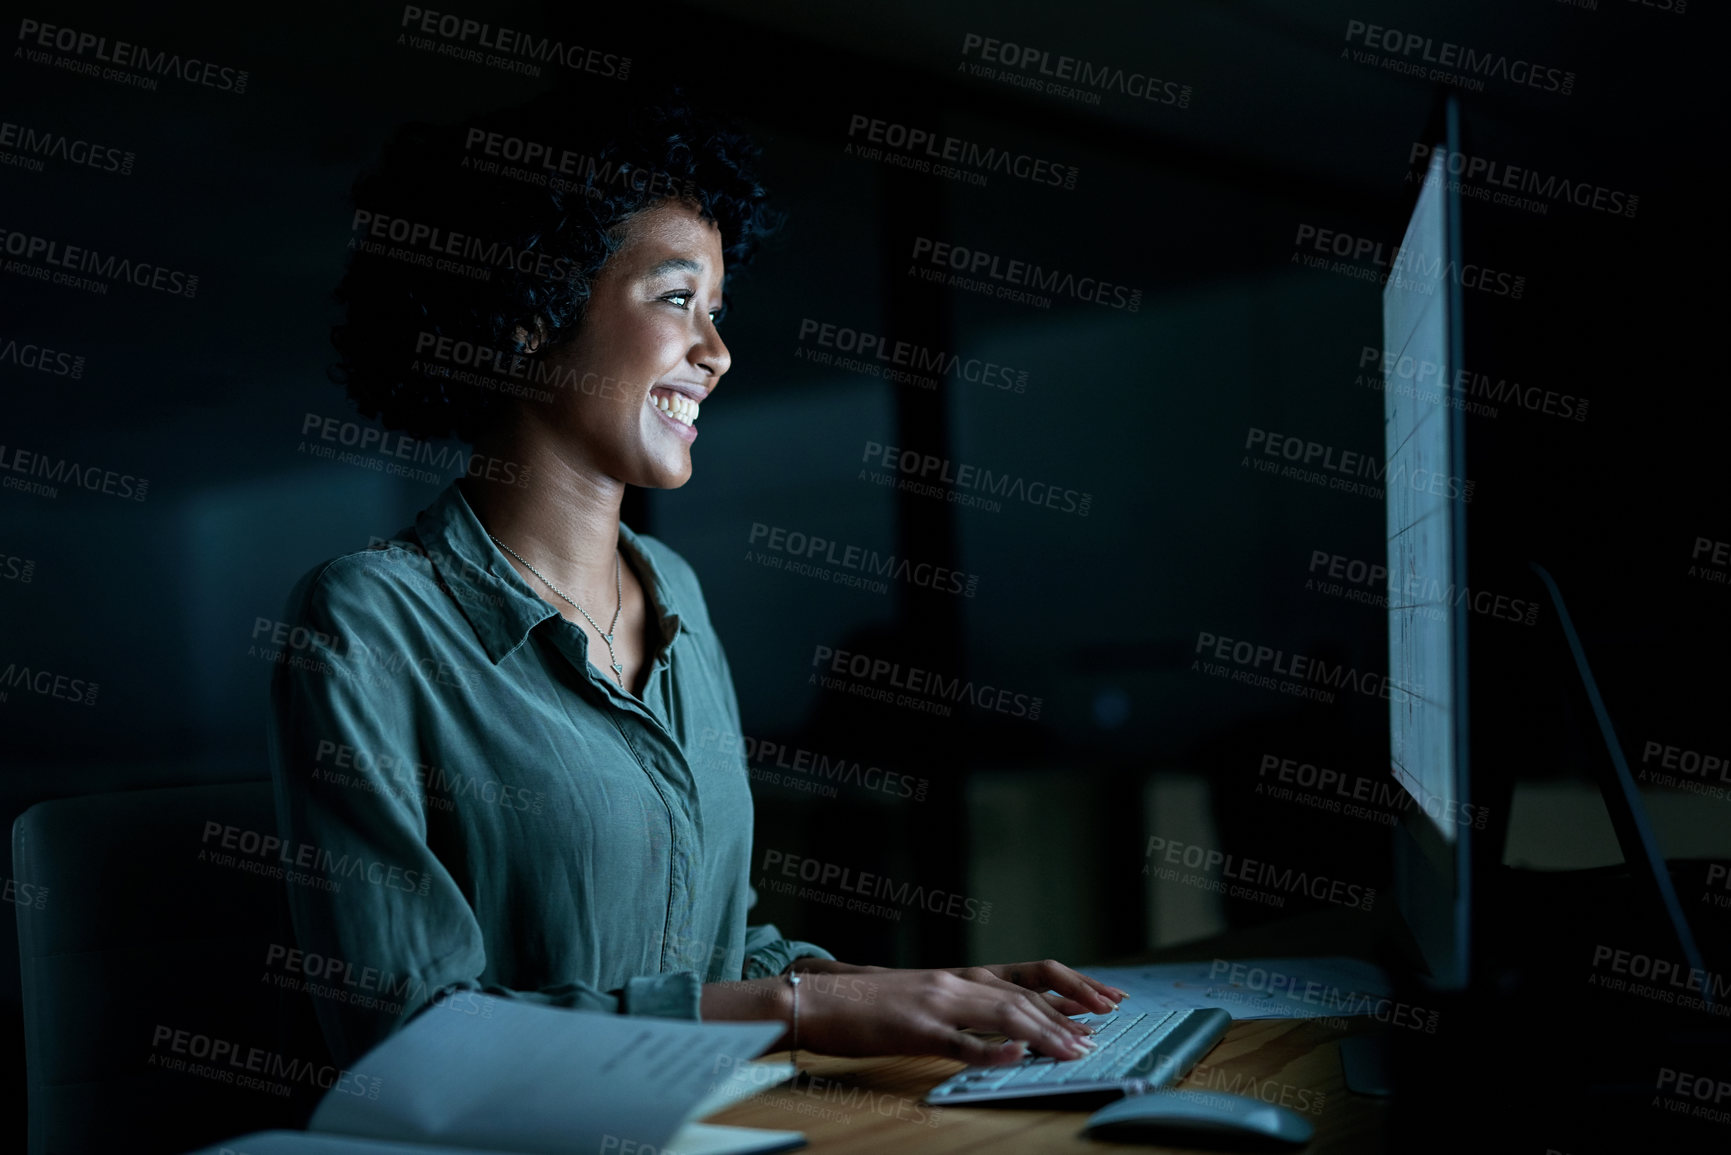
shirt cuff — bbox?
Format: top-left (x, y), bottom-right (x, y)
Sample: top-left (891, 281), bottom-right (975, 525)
top-left (742, 928), bottom-right (836, 980)
top-left (620, 970), bottom-right (702, 1019)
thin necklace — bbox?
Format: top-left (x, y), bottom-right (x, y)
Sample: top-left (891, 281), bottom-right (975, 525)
top-left (489, 534), bottom-right (626, 689)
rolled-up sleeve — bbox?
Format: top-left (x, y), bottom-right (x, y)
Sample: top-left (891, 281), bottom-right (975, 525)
top-left (267, 559), bottom-right (698, 1067)
top-left (742, 920), bottom-right (837, 980)
top-left (741, 864), bottom-right (835, 979)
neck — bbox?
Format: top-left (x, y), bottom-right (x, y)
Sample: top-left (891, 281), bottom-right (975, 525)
top-left (459, 407), bottom-right (626, 600)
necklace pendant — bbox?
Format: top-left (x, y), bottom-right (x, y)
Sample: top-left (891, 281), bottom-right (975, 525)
top-left (602, 634), bottom-right (613, 644)
top-left (611, 662), bottom-right (624, 675)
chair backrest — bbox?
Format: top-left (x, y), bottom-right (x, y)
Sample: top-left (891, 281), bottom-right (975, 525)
top-left (14, 783), bottom-right (330, 1154)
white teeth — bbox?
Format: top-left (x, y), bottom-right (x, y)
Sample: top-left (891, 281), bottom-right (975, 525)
top-left (650, 391), bottom-right (700, 427)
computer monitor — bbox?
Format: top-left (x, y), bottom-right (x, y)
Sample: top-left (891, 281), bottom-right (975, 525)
top-left (1383, 98), bottom-right (1471, 991)
top-left (1380, 97), bottom-right (1705, 996)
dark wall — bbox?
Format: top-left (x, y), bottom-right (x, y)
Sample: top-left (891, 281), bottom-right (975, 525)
top-left (2, 1), bottom-right (1725, 1151)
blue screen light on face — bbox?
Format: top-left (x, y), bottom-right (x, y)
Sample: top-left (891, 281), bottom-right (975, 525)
top-left (1383, 150), bottom-right (1456, 842)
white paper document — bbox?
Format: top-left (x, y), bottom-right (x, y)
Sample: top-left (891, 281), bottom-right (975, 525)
top-left (184, 1000), bottom-right (804, 1154)
top-left (1082, 956), bottom-right (1394, 1021)
top-left (182, 1135), bottom-right (521, 1155)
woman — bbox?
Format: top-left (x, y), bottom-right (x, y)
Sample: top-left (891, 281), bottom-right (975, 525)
top-left (269, 88), bottom-right (1123, 1073)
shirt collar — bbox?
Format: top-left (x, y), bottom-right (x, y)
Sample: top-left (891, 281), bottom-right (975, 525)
top-left (413, 480), bottom-right (689, 666)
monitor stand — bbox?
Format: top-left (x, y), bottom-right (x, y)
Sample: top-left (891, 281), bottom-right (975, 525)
top-left (1527, 562), bottom-right (1710, 993)
top-left (1339, 1034), bottom-right (1393, 1096)
top-left (1348, 563), bottom-right (1713, 1103)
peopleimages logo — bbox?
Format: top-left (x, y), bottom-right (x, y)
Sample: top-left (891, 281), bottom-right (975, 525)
top-left (959, 32), bottom-right (1193, 108)
top-left (397, 6), bottom-right (629, 79)
top-left (1144, 836), bottom-right (1377, 912)
top-left (845, 112), bottom-right (1079, 190)
top-left (760, 849), bottom-right (994, 924)
top-left (349, 210), bottom-right (576, 285)
top-left (149, 1025), bottom-right (379, 1099)
top-left (1636, 738), bottom-right (1731, 801)
top-left (1653, 1068), bottom-right (1731, 1128)
top-left (200, 820), bottom-right (433, 897)
top-left (1704, 864), bottom-right (1731, 907)
top-left (696, 727), bottom-right (930, 803)
top-left (0, 332), bottom-right (85, 378)
top-left (1688, 536), bottom-right (1729, 589)
top-left (1408, 143), bottom-right (1636, 219)
top-left (1243, 426), bottom-right (1475, 503)
top-left (1341, 18), bottom-right (1576, 95)
top-left (1194, 629), bottom-right (1422, 705)
top-left (0, 551), bottom-right (35, 584)
top-left (1293, 223), bottom-right (1526, 299)
top-left (248, 614), bottom-right (472, 690)
top-left (1356, 346), bottom-right (1587, 424)
top-left (810, 643), bottom-right (1043, 721)
top-left (15, 18), bottom-right (250, 94)
top-left (0, 659), bottom-right (99, 706)
top-left (0, 444), bottom-right (148, 502)
top-left (411, 331), bottom-right (669, 408)
top-left (1590, 944), bottom-right (1731, 1017)
top-left (0, 118), bottom-right (135, 176)
top-left (909, 236), bottom-right (1141, 312)
top-left (1625, 0), bottom-right (1687, 16)
top-left (1305, 548), bottom-right (1538, 626)
top-left (862, 441), bottom-right (1091, 517)
top-left (707, 1054), bottom-right (942, 1130)
top-left (1258, 752), bottom-right (1489, 830)
top-left (1183, 1062), bottom-right (1326, 1115)
top-left (312, 739), bottom-right (546, 816)
top-left (0, 226), bottom-right (197, 298)
top-left (461, 128), bottom-right (692, 202)
top-left (365, 535), bottom-right (506, 609)
top-left (261, 943), bottom-right (466, 1019)
top-left (299, 412), bottom-right (532, 488)
top-left (796, 318), bottom-right (1028, 393)
top-left (1, 876), bottom-right (48, 910)
top-left (1206, 960), bottom-right (1437, 1031)
top-left (747, 522), bottom-right (979, 599)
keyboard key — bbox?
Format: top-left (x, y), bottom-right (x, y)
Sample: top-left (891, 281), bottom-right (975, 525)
top-left (926, 1007), bottom-right (1232, 1103)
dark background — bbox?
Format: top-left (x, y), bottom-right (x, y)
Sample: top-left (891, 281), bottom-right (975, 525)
top-left (2, 1), bottom-right (1726, 1151)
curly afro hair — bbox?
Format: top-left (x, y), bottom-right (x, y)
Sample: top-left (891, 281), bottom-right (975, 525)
top-left (329, 87), bottom-right (781, 443)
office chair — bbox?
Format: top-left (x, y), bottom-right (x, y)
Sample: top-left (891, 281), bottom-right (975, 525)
top-left (13, 783), bottom-right (328, 1154)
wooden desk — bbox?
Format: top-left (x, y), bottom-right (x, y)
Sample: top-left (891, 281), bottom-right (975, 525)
top-left (711, 1017), bottom-right (1388, 1153)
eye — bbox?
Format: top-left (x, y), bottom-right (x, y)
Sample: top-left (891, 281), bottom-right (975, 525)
top-left (662, 290), bottom-right (727, 325)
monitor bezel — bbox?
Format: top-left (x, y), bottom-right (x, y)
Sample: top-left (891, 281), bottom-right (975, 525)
top-left (1386, 91), bottom-right (1472, 992)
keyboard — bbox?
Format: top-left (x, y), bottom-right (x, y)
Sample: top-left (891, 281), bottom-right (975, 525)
top-left (924, 1006), bottom-right (1231, 1104)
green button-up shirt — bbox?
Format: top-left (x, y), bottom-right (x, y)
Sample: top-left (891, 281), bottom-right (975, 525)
top-left (267, 480), bottom-right (831, 1066)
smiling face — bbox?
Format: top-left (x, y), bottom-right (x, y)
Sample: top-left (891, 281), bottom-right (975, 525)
top-left (526, 198), bottom-right (732, 489)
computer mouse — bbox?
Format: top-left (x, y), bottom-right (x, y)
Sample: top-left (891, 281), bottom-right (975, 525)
top-left (1081, 1088), bottom-right (1315, 1147)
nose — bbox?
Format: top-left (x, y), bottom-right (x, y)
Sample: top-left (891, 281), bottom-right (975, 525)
top-left (694, 317), bottom-right (731, 382)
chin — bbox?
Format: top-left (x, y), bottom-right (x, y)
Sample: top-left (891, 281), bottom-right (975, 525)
top-left (632, 457), bottom-right (695, 490)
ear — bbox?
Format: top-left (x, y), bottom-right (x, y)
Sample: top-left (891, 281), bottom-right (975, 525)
top-left (512, 313), bottom-right (550, 353)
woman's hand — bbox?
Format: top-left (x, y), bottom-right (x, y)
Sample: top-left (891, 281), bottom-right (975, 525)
top-left (791, 956), bottom-right (1128, 1016)
top-left (941, 960), bottom-right (1129, 1017)
top-left (778, 958), bottom-right (1131, 1066)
